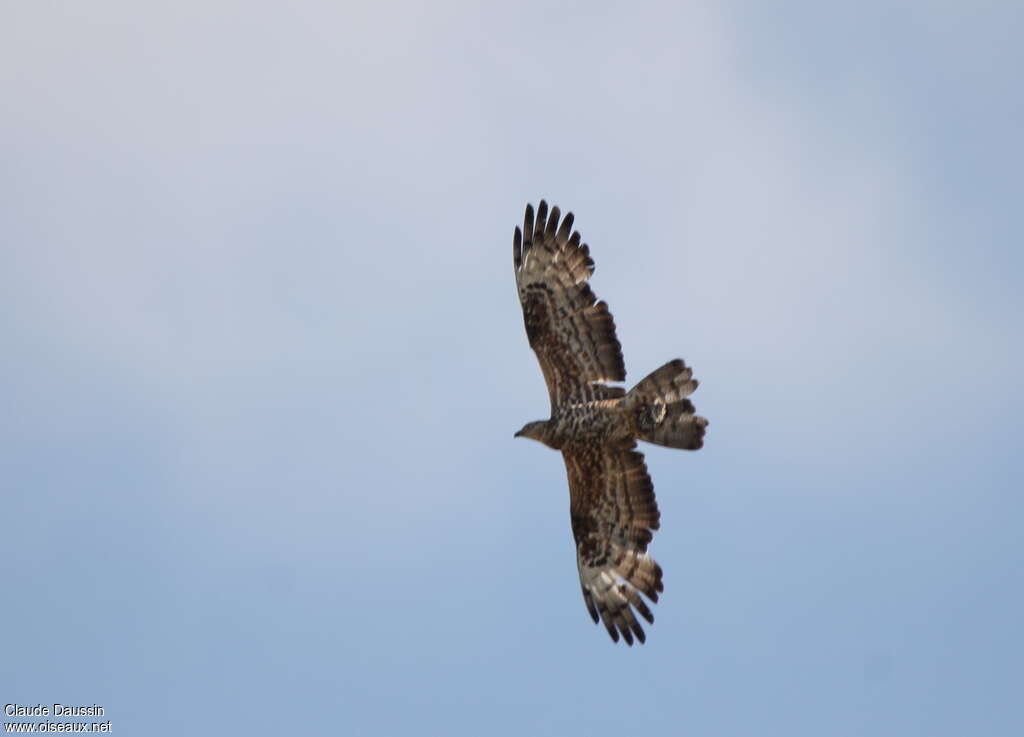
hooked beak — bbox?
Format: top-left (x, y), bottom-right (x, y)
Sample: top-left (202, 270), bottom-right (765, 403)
top-left (513, 429), bottom-right (522, 438)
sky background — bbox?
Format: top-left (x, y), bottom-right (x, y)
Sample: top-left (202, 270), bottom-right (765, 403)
top-left (2, 2), bottom-right (1022, 735)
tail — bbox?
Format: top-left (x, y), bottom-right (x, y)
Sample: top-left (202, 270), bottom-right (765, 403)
top-left (625, 359), bottom-right (708, 450)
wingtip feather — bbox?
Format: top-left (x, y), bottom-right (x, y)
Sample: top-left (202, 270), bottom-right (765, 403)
top-left (546, 205), bottom-right (561, 238)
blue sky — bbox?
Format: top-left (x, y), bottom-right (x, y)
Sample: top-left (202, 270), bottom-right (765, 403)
top-left (2, 2), bottom-right (1021, 735)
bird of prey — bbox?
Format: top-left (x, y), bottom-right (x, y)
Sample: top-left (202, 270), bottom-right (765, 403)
top-left (513, 200), bottom-right (708, 645)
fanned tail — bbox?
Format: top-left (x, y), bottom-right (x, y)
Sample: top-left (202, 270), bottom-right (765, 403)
top-left (626, 359), bottom-right (708, 450)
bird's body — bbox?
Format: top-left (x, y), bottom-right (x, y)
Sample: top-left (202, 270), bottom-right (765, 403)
top-left (513, 200), bottom-right (708, 645)
top-left (517, 399), bottom-right (627, 450)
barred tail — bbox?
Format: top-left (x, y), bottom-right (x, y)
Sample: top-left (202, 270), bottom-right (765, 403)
top-left (626, 359), bottom-right (708, 450)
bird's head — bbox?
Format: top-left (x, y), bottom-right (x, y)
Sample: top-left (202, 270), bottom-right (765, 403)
top-left (514, 420), bottom-right (550, 444)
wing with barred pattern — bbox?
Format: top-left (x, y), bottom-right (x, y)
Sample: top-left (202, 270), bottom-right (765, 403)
top-left (513, 200), bottom-right (626, 407)
top-left (563, 443), bottom-right (663, 645)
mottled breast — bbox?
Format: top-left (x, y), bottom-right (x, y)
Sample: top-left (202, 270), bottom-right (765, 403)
top-left (551, 400), bottom-right (631, 447)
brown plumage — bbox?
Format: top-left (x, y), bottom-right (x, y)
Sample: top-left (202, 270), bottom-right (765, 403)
top-left (513, 200), bottom-right (708, 645)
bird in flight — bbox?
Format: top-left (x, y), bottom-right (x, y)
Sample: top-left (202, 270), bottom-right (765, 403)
top-left (513, 200), bottom-right (708, 645)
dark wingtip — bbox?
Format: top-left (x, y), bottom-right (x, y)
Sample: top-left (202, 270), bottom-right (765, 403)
top-left (513, 226), bottom-right (522, 268)
top-left (557, 211), bottom-right (574, 242)
top-left (522, 204), bottom-right (535, 250)
top-left (637, 604), bottom-right (654, 625)
top-left (632, 623), bottom-right (646, 644)
top-left (546, 205), bottom-right (561, 238)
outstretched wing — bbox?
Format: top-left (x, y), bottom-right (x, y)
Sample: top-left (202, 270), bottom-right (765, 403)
top-left (563, 443), bottom-right (663, 645)
top-left (514, 200), bottom-right (626, 408)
